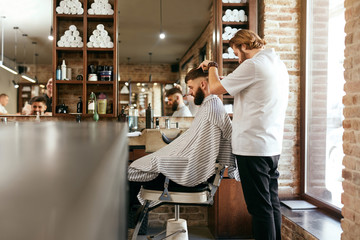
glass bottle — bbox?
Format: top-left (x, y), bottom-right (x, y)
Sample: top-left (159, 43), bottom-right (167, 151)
top-left (88, 92), bottom-right (96, 114)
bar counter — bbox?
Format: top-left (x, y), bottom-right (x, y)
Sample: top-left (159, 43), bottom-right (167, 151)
top-left (0, 121), bottom-right (128, 240)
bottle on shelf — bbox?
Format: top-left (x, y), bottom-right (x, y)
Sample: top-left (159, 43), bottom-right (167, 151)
top-left (88, 92), bottom-right (96, 114)
top-left (155, 117), bottom-right (160, 129)
top-left (77, 96), bottom-right (82, 113)
top-left (146, 103), bottom-right (153, 129)
top-left (88, 92), bottom-right (99, 121)
top-left (61, 60), bottom-right (67, 80)
top-left (118, 106), bottom-right (127, 122)
top-left (128, 107), bottom-right (138, 131)
top-left (56, 66), bottom-right (61, 80)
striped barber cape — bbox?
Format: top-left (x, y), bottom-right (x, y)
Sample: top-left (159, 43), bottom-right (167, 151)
top-left (128, 94), bottom-right (240, 187)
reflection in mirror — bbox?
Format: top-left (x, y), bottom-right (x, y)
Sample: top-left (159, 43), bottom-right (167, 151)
top-left (118, 0), bottom-right (213, 116)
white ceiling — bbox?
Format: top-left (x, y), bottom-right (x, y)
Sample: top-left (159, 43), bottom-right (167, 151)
top-left (0, 0), bottom-right (212, 65)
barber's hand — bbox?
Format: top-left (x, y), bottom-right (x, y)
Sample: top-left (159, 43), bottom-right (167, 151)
top-left (198, 60), bottom-right (211, 72)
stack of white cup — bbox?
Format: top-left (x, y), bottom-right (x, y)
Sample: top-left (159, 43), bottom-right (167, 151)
top-left (88, 0), bottom-right (114, 15)
top-left (56, 0), bottom-right (84, 15)
top-left (222, 26), bottom-right (241, 40)
top-left (222, 9), bottom-right (247, 22)
top-left (223, 47), bottom-right (238, 59)
top-left (87, 24), bottom-right (114, 48)
top-left (57, 25), bottom-right (84, 48)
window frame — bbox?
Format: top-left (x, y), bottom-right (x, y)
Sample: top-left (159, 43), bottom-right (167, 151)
top-left (300, 0), bottom-right (343, 220)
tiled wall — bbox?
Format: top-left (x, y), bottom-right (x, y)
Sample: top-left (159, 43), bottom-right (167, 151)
top-left (341, 0), bottom-right (360, 239)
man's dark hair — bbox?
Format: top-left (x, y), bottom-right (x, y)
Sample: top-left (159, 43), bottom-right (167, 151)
top-left (29, 96), bottom-right (47, 105)
top-left (0, 93), bottom-right (8, 98)
top-left (185, 68), bottom-right (208, 83)
top-left (166, 87), bottom-right (182, 97)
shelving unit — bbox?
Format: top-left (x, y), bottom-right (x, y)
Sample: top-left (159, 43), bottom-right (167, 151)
top-left (208, 0), bottom-right (258, 238)
top-left (52, 0), bottom-right (118, 116)
top-left (216, 0), bottom-right (257, 73)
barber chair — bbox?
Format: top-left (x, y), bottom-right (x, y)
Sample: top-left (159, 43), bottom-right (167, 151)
top-left (131, 163), bottom-right (225, 240)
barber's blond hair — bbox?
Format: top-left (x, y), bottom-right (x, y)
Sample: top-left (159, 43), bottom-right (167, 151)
top-left (229, 29), bottom-right (266, 50)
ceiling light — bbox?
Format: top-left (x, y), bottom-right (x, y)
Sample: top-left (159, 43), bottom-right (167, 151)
top-left (159, 0), bottom-right (165, 39)
top-left (159, 32), bottom-right (165, 39)
top-left (21, 74), bottom-right (36, 83)
top-left (0, 61), bottom-right (18, 74)
top-left (0, 16), bottom-right (17, 75)
top-left (12, 80), bottom-right (19, 88)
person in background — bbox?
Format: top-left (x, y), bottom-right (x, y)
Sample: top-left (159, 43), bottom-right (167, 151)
top-left (22, 96), bottom-right (49, 116)
top-left (173, 83), bottom-right (199, 116)
top-left (165, 87), bottom-right (192, 117)
top-left (199, 29), bottom-right (289, 240)
top-left (44, 78), bottom-right (53, 114)
top-left (0, 93), bottom-right (9, 115)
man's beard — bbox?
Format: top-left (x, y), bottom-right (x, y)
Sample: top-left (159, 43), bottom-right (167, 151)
top-left (172, 101), bottom-right (179, 111)
top-left (194, 88), bottom-right (205, 105)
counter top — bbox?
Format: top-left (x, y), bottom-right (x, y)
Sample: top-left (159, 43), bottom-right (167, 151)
top-left (128, 128), bottom-right (187, 152)
top-left (0, 122), bottom-right (128, 240)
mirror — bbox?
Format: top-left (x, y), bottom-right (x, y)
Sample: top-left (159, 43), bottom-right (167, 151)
top-left (118, 0), bottom-right (214, 116)
top-left (0, 0), bottom-right (213, 117)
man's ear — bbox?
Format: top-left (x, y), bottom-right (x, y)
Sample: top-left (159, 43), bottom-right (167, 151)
top-left (200, 80), bottom-right (208, 90)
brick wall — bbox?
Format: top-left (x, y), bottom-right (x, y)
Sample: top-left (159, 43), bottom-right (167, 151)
top-left (119, 63), bottom-right (178, 83)
top-left (261, 0), bottom-right (301, 198)
top-left (341, 0), bottom-right (360, 239)
top-left (22, 64), bottom-right (52, 84)
top-left (281, 215), bottom-right (318, 240)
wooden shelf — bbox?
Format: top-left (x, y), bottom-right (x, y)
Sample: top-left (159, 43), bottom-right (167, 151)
top-left (87, 15), bottom-right (114, 21)
top-left (56, 14), bottom-right (84, 21)
top-left (56, 47), bottom-right (84, 51)
top-left (222, 3), bottom-right (248, 7)
top-left (86, 47), bottom-right (114, 52)
top-left (222, 21), bottom-right (248, 25)
top-left (56, 80), bottom-right (83, 84)
top-left (86, 81), bottom-right (114, 84)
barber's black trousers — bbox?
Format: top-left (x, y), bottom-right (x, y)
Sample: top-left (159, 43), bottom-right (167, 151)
top-left (236, 155), bottom-right (281, 240)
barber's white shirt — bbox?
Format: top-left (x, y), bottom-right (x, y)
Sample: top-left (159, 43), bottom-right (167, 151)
top-left (221, 48), bottom-right (289, 156)
top-left (0, 104), bottom-right (7, 114)
top-left (172, 103), bottom-right (193, 117)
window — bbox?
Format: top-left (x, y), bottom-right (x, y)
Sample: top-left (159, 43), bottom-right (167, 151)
top-left (304, 0), bottom-right (345, 209)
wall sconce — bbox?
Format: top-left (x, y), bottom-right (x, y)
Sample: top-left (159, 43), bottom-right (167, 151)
top-left (48, 26), bottom-right (54, 41)
top-left (12, 80), bottom-right (19, 88)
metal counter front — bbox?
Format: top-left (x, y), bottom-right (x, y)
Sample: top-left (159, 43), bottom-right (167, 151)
top-left (0, 122), bottom-right (128, 240)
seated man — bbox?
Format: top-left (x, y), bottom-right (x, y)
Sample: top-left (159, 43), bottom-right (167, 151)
top-left (22, 96), bottom-right (48, 116)
top-left (165, 87), bottom-right (193, 117)
top-left (0, 93), bottom-right (9, 115)
top-left (128, 68), bottom-right (239, 232)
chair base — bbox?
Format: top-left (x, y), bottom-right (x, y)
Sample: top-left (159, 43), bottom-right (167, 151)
top-left (166, 218), bottom-right (188, 240)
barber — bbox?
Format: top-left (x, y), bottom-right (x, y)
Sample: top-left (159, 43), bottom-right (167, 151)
top-left (199, 29), bottom-right (289, 240)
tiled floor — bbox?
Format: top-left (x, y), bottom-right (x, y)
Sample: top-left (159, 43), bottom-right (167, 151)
top-left (136, 227), bottom-right (252, 240)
